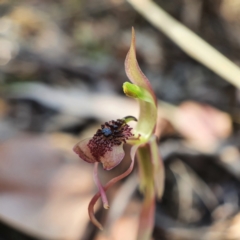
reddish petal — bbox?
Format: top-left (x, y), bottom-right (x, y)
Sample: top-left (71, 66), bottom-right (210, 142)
top-left (93, 163), bottom-right (109, 209)
top-left (88, 144), bottom-right (139, 229)
top-left (100, 144), bottom-right (125, 170)
top-left (125, 27), bottom-right (157, 105)
top-left (73, 138), bottom-right (96, 164)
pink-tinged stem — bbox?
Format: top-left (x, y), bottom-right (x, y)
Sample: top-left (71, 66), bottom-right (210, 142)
top-left (137, 185), bottom-right (155, 240)
top-left (93, 162), bottom-right (109, 209)
top-left (88, 145), bottom-right (139, 230)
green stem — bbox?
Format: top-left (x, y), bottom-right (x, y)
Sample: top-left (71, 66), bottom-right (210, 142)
top-left (136, 146), bottom-right (155, 240)
top-left (137, 183), bottom-right (155, 240)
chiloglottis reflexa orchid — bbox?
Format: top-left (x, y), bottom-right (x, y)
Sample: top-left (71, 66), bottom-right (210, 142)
top-left (73, 28), bottom-right (164, 240)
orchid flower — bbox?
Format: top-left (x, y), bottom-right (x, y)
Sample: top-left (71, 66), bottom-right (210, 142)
top-left (73, 28), bottom-right (164, 240)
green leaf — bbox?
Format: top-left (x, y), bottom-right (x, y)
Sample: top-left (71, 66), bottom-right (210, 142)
top-left (149, 135), bottom-right (165, 199)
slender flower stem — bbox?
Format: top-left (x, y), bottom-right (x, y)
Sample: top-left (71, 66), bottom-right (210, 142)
top-left (137, 184), bottom-right (155, 240)
top-left (136, 146), bottom-right (155, 240)
top-left (93, 162), bottom-right (109, 209)
top-left (88, 144), bottom-right (139, 230)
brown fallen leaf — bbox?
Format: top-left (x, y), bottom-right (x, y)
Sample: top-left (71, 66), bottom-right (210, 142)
top-left (0, 133), bottom-right (95, 240)
top-left (227, 213), bottom-right (240, 239)
top-left (95, 199), bottom-right (141, 240)
top-left (160, 101), bottom-right (232, 152)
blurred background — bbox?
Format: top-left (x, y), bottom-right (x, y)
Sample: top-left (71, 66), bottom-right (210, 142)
top-left (1, 0), bottom-right (240, 239)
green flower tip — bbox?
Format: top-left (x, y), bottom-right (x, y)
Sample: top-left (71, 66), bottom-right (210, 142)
top-left (123, 82), bottom-right (155, 104)
top-left (123, 82), bottom-right (139, 98)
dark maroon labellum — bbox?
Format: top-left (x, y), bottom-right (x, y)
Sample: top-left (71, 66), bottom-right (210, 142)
top-left (88, 119), bottom-right (133, 161)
